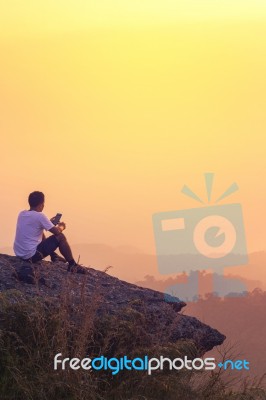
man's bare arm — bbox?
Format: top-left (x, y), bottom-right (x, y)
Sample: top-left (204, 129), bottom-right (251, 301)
top-left (49, 222), bottom-right (66, 236)
top-left (49, 226), bottom-right (62, 236)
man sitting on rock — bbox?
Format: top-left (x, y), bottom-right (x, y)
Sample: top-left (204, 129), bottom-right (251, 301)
top-left (13, 191), bottom-right (85, 274)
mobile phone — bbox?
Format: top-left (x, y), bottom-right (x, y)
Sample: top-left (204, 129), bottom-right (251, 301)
top-left (51, 213), bottom-right (62, 225)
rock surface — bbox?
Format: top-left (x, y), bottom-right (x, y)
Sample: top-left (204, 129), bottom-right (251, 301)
top-left (0, 254), bottom-right (225, 353)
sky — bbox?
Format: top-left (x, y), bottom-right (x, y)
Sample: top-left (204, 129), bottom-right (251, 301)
top-left (1, 1), bottom-right (266, 34)
top-left (0, 1), bottom-right (266, 268)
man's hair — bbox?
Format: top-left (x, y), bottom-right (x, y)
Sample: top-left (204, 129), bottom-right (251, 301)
top-left (28, 191), bottom-right (45, 208)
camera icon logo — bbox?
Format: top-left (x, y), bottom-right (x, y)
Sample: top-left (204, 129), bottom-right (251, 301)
top-left (152, 173), bottom-right (248, 299)
top-left (153, 203), bottom-right (247, 275)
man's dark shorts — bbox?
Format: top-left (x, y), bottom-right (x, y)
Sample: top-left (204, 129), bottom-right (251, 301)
top-left (27, 236), bottom-right (59, 263)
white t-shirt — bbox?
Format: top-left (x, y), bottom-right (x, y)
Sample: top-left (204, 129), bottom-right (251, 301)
top-left (14, 210), bottom-right (54, 259)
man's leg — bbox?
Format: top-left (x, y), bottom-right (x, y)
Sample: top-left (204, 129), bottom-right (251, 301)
top-left (55, 234), bottom-right (86, 274)
top-left (50, 252), bottom-right (66, 263)
top-left (33, 234), bottom-right (86, 274)
top-left (32, 236), bottom-right (60, 263)
top-left (40, 233), bottom-right (65, 263)
top-left (54, 233), bottom-right (75, 263)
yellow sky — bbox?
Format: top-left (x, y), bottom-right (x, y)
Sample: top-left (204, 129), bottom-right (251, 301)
top-left (1, 1), bottom-right (266, 36)
top-left (0, 1), bottom-right (266, 261)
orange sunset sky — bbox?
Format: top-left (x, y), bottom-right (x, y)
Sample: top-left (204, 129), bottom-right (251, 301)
top-left (0, 1), bottom-right (266, 283)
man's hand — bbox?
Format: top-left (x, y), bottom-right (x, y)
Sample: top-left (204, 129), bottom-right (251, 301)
top-left (57, 222), bottom-right (66, 231)
top-left (49, 222), bottom-right (66, 236)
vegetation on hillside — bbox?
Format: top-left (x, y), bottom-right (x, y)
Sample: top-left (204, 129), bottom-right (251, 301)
top-left (0, 276), bottom-right (265, 400)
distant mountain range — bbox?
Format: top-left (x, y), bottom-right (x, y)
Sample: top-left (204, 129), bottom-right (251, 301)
top-left (1, 244), bottom-right (265, 291)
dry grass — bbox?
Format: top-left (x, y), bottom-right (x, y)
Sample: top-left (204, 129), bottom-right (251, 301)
top-left (0, 270), bottom-right (265, 400)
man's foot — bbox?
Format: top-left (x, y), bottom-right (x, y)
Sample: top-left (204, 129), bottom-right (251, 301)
top-left (51, 252), bottom-right (66, 263)
top-left (67, 263), bottom-right (87, 274)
